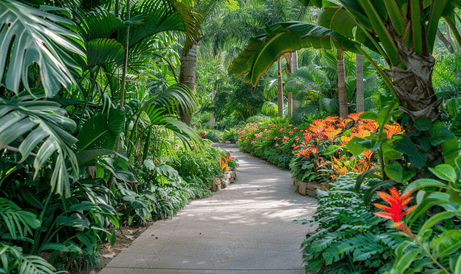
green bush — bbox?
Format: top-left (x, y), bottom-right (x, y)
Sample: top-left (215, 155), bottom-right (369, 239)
top-left (169, 143), bottom-right (225, 188)
top-left (297, 175), bottom-right (405, 274)
top-left (203, 130), bottom-right (222, 142)
top-left (222, 127), bottom-right (239, 143)
top-left (237, 118), bottom-right (302, 169)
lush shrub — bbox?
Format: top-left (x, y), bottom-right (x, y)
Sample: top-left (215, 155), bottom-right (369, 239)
top-left (203, 130), bottom-right (222, 142)
top-left (222, 126), bottom-right (239, 143)
top-left (170, 143), bottom-right (225, 187)
top-left (296, 175), bottom-right (406, 274)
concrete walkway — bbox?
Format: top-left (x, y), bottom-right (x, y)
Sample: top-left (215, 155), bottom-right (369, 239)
top-left (99, 144), bottom-right (317, 274)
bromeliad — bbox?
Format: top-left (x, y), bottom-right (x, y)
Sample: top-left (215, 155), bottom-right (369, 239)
top-left (373, 187), bottom-right (417, 239)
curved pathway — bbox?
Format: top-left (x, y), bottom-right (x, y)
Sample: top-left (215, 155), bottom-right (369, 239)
top-left (99, 144), bottom-right (317, 274)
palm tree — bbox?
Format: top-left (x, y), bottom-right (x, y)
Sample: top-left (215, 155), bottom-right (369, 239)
top-left (229, 0), bottom-right (461, 121)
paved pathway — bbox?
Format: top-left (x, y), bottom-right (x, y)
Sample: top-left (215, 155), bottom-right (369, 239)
top-left (99, 144), bottom-right (317, 274)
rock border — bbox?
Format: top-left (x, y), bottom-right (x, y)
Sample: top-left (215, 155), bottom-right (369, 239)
top-left (293, 179), bottom-right (328, 197)
top-left (208, 170), bottom-right (237, 192)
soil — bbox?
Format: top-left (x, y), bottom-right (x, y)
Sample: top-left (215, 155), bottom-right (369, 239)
top-left (81, 222), bottom-right (155, 274)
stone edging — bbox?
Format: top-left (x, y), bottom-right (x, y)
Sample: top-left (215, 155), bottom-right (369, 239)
top-left (293, 179), bottom-right (328, 197)
top-left (208, 170), bottom-right (237, 192)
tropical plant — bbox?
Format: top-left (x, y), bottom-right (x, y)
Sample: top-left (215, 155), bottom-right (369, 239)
top-left (229, 0), bottom-right (461, 122)
top-left (372, 158), bottom-right (461, 273)
top-left (295, 175), bottom-right (405, 274)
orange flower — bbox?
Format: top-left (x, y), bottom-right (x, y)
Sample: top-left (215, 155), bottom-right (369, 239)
top-left (323, 116), bottom-right (339, 123)
top-left (361, 149), bottom-right (374, 161)
top-left (351, 128), bottom-right (371, 138)
top-left (339, 166), bottom-right (348, 175)
top-left (309, 124), bottom-right (325, 137)
top-left (337, 118), bottom-right (353, 128)
top-left (308, 147), bottom-right (318, 155)
top-left (348, 112), bottom-right (363, 122)
top-left (312, 119), bottom-right (326, 126)
top-left (340, 136), bottom-right (353, 144)
top-left (384, 122), bottom-right (404, 139)
top-left (361, 120), bottom-right (379, 132)
top-left (373, 187), bottom-right (416, 223)
top-left (298, 149), bottom-right (310, 158)
top-left (219, 156), bottom-right (232, 171)
top-left (303, 132), bottom-right (313, 143)
top-left (323, 126), bottom-right (342, 142)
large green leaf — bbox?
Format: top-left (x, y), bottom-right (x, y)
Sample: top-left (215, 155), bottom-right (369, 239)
top-left (0, 96), bottom-right (78, 196)
top-left (76, 108), bottom-right (126, 152)
top-left (85, 38), bottom-right (125, 69)
top-left (228, 21), bottom-right (360, 86)
top-left (0, 0), bottom-right (85, 96)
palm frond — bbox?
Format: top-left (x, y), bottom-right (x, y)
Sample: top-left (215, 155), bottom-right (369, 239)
top-left (0, 198), bottom-right (40, 239)
top-left (146, 83), bottom-right (197, 116)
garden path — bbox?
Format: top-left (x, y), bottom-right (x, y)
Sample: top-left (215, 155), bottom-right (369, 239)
top-left (99, 144), bottom-right (317, 274)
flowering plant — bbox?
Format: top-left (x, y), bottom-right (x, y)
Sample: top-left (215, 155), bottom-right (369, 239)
top-left (373, 159), bottom-right (461, 273)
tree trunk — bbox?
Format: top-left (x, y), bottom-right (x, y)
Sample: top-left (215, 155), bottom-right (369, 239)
top-left (179, 44), bottom-right (197, 126)
top-left (337, 56), bottom-right (348, 118)
top-left (356, 54), bottom-right (364, 113)
top-left (277, 58), bottom-right (284, 118)
top-left (291, 51), bottom-right (298, 72)
top-left (388, 42), bottom-right (441, 121)
top-left (210, 88), bottom-right (216, 129)
top-left (446, 23), bottom-right (453, 45)
top-left (288, 92), bottom-right (293, 118)
top-left (436, 29), bottom-right (454, 53)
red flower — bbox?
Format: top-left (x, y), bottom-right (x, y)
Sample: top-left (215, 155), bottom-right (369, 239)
top-left (373, 187), bottom-right (416, 223)
top-left (275, 144), bottom-right (279, 147)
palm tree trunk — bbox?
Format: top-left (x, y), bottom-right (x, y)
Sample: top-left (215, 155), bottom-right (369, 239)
top-left (436, 29), bottom-right (454, 53)
top-left (291, 51), bottom-right (298, 72)
top-left (179, 44), bottom-right (197, 126)
top-left (115, 0), bottom-right (130, 152)
top-left (277, 58), bottom-right (283, 118)
top-left (388, 42), bottom-right (441, 120)
top-left (210, 88), bottom-right (216, 129)
top-left (356, 54), bottom-right (364, 113)
top-left (337, 55), bottom-right (347, 118)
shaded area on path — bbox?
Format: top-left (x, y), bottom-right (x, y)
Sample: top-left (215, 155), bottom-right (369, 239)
top-left (99, 144), bottom-right (317, 274)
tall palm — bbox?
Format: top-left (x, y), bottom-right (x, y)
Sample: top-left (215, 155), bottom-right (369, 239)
top-left (229, 0), bottom-right (461, 121)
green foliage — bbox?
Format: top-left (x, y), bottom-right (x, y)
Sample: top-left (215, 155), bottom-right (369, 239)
top-left (169, 143), bottom-right (225, 188)
top-left (380, 157), bottom-right (461, 273)
top-left (237, 118), bottom-right (296, 169)
top-left (203, 130), bottom-right (222, 143)
top-left (0, 0), bottom-right (85, 96)
top-left (0, 242), bottom-right (56, 274)
top-left (0, 96), bottom-right (79, 197)
top-left (297, 175), bottom-right (405, 274)
top-left (221, 127), bottom-right (239, 143)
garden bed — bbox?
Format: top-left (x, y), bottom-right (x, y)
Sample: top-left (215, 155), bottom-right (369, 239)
top-left (209, 170), bottom-right (237, 192)
top-left (293, 179), bottom-right (327, 197)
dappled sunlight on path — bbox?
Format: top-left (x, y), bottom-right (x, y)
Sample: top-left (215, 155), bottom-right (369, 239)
top-left (99, 144), bottom-right (317, 274)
